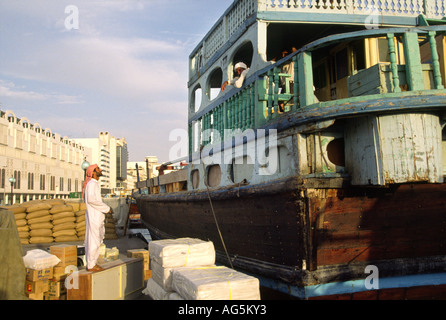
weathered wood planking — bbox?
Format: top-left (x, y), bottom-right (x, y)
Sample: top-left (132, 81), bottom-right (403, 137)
top-left (307, 184), bottom-right (446, 267)
top-left (345, 113), bottom-right (442, 186)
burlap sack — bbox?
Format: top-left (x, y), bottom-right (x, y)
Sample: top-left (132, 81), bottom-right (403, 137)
top-left (0, 204), bottom-right (26, 214)
top-left (26, 210), bottom-right (50, 220)
top-left (30, 229), bottom-right (53, 237)
top-left (14, 213), bottom-right (26, 220)
top-left (52, 222), bottom-right (76, 232)
top-left (54, 235), bottom-right (78, 242)
top-left (27, 215), bottom-right (52, 225)
top-left (26, 202), bottom-right (52, 213)
top-left (29, 236), bottom-right (54, 244)
top-left (75, 210), bottom-right (86, 217)
top-left (17, 225), bottom-right (29, 232)
top-left (18, 231), bottom-right (29, 239)
top-left (76, 214), bottom-right (85, 222)
top-left (15, 219), bottom-right (27, 227)
top-left (50, 204), bottom-right (73, 214)
top-left (29, 222), bottom-right (53, 230)
top-left (53, 229), bottom-right (77, 237)
top-left (65, 202), bottom-right (81, 212)
top-left (51, 211), bottom-right (74, 220)
top-left (52, 216), bottom-right (76, 225)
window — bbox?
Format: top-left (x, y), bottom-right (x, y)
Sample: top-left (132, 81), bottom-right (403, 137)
top-left (68, 178), bottom-right (72, 192)
top-left (60, 177), bottom-right (64, 192)
top-left (50, 176), bottom-right (55, 191)
top-left (40, 174), bottom-right (45, 191)
top-left (0, 169), bottom-right (4, 188)
top-left (28, 173), bottom-right (34, 190)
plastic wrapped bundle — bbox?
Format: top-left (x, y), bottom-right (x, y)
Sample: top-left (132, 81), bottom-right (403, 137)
top-left (142, 278), bottom-right (171, 300)
top-left (149, 238), bottom-right (215, 268)
top-left (172, 266), bottom-right (261, 300)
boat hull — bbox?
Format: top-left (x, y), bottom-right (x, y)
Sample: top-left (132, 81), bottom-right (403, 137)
top-left (135, 177), bottom-right (446, 299)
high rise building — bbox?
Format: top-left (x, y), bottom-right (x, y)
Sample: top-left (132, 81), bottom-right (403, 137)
top-left (74, 132), bottom-right (128, 194)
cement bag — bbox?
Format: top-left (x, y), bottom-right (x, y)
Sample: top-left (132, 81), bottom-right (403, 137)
top-left (172, 266), bottom-right (261, 300)
top-left (27, 215), bottom-right (52, 225)
top-left (26, 210), bottom-right (50, 220)
top-left (53, 222), bottom-right (76, 232)
top-left (17, 225), bottom-right (29, 232)
top-left (29, 237), bottom-right (53, 244)
top-left (18, 231), bottom-right (29, 238)
top-left (53, 229), bottom-right (76, 237)
top-left (0, 204), bottom-right (26, 214)
top-left (30, 229), bottom-right (52, 237)
top-left (50, 204), bottom-right (73, 214)
top-left (149, 238), bottom-right (215, 268)
top-left (75, 210), bottom-right (86, 217)
top-left (54, 235), bottom-right (78, 242)
top-left (14, 213), bottom-right (26, 220)
top-left (29, 222), bottom-right (53, 230)
top-left (15, 219), bottom-right (27, 227)
top-left (26, 202), bottom-right (52, 213)
top-left (51, 211), bottom-right (74, 220)
top-left (23, 249), bottom-right (60, 270)
top-left (66, 202), bottom-right (80, 212)
top-left (142, 278), bottom-right (171, 300)
top-left (52, 216), bottom-right (76, 225)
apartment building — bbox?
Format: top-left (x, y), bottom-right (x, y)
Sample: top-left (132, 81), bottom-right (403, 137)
top-left (0, 110), bottom-right (91, 204)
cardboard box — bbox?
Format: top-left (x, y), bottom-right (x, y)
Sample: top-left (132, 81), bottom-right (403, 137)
top-left (50, 244), bottom-right (77, 267)
top-left (127, 249), bottom-right (149, 270)
top-left (44, 292), bottom-right (67, 300)
top-left (25, 280), bottom-right (49, 294)
top-left (26, 268), bottom-right (53, 281)
top-left (27, 292), bottom-right (44, 300)
top-left (52, 266), bottom-right (69, 281)
top-left (48, 280), bottom-right (67, 297)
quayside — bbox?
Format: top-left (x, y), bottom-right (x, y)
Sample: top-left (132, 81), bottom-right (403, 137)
top-left (135, 0), bottom-right (446, 299)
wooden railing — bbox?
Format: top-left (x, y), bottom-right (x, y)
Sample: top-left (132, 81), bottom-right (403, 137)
top-left (189, 26), bottom-right (446, 151)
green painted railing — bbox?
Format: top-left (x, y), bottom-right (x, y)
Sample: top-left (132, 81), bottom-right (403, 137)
top-left (190, 26), bottom-right (446, 153)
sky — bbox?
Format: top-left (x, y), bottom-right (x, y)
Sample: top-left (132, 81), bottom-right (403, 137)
top-left (0, 0), bottom-right (233, 163)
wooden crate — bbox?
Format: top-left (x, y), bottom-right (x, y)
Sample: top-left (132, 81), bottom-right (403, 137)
top-left (67, 256), bottom-right (144, 300)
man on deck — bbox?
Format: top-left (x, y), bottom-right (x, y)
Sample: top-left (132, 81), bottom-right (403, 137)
top-left (82, 164), bottom-right (113, 272)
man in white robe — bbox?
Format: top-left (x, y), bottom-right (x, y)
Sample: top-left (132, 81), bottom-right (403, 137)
top-left (83, 164), bottom-right (112, 272)
top-left (221, 62), bottom-right (250, 91)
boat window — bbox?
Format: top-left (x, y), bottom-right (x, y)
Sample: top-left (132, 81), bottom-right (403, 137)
top-left (231, 41), bottom-right (253, 75)
top-left (191, 169), bottom-right (200, 189)
top-left (206, 165), bottom-right (221, 188)
top-left (207, 68), bottom-right (223, 101)
top-left (191, 84), bottom-right (202, 112)
top-left (326, 138), bottom-right (345, 167)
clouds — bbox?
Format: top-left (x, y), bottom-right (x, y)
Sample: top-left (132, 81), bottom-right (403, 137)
top-left (0, 0), bottom-right (231, 162)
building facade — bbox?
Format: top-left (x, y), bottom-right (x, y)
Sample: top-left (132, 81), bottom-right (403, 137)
top-left (75, 132), bottom-right (128, 194)
top-left (0, 110), bottom-right (91, 205)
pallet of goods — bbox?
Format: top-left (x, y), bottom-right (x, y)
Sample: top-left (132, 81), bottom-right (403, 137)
top-left (142, 238), bottom-right (260, 300)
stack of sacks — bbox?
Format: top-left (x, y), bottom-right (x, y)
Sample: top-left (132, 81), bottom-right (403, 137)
top-left (50, 204), bottom-right (77, 242)
top-left (7, 204), bottom-right (29, 244)
top-left (104, 211), bottom-right (118, 240)
top-left (143, 238), bottom-right (216, 300)
top-left (26, 202), bottom-right (53, 244)
top-left (67, 202), bottom-right (86, 241)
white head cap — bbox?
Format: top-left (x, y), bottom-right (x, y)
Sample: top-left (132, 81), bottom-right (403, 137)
top-left (234, 62), bottom-right (247, 71)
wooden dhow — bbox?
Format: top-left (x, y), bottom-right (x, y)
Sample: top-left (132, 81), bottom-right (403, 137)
top-left (135, 0), bottom-right (446, 299)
